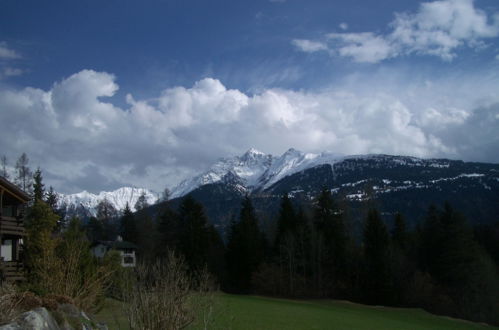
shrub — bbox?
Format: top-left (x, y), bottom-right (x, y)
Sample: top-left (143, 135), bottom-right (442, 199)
top-left (123, 251), bottom-right (215, 330)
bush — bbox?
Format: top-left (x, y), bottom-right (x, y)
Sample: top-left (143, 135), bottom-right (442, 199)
top-left (123, 251), bottom-right (215, 330)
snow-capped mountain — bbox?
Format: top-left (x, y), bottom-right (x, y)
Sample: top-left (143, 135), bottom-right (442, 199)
top-left (166, 148), bottom-right (498, 230)
top-left (171, 148), bottom-right (345, 198)
top-left (58, 187), bottom-right (158, 219)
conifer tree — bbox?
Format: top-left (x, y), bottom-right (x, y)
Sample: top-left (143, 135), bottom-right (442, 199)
top-left (391, 212), bottom-right (407, 251)
top-left (313, 188), bottom-right (347, 292)
top-left (32, 168), bottom-right (45, 202)
top-left (46, 186), bottom-right (58, 211)
top-left (226, 196), bottom-right (265, 293)
top-left (363, 208), bottom-right (392, 305)
top-left (156, 203), bottom-right (180, 257)
top-left (276, 194), bottom-right (298, 244)
top-left (177, 195), bottom-right (211, 270)
top-left (120, 203), bottom-right (137, 243)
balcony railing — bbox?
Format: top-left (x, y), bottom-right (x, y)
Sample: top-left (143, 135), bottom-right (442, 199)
top-left (0, 214), bottom-right (25, 236)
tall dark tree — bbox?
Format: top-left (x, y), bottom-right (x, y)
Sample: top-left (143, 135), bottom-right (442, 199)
top-left (362, 208), bottom-right (392, 305)
top-left (15, 152), bottom-right (32, 192)
top-left (120, 203), bottom-right (137, 243)
top-left (32, 168), bottom-right (45, 202)
top-left (275, 194), bottom-right (298, 245)
top-left (156, 203), bottom-right (180, 257)
top-left (136, 213), bottom-right (156, 262)
top-left (226, 196), bottom-right (265, 293)
top-left (177, 196), bottom-right (212, 271)
top-left (45, 186), bottom-right (58, 211)
top-left (419, 203), bottom-right (499, 323)
top-left (313, 188), bottom-right (347, 294)
top-left (391, 212), bottom-right (407, 251)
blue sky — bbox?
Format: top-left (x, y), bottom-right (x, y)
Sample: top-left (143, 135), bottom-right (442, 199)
top-left (1, 0), bottom-right (498, 193)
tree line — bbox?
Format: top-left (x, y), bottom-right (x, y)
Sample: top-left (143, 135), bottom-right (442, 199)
top-left (116, 187), bottom-right (498, 325)
top-left (3, 153), bottom-right (498, 325)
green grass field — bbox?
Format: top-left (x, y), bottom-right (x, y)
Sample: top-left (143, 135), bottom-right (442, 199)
top-left (95, 293), bottom-right (495, 330)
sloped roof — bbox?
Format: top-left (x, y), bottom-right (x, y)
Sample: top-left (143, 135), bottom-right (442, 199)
top-left (0, 176), bottom-right (30, 202)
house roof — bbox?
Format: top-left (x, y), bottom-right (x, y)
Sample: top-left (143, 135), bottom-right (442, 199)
top-left (0, 176), bottom-right (30, 202)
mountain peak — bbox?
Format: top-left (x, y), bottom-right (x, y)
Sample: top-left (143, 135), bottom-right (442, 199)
top-left (242, 148), bottom-right (266, 158)
top-left (246, 147), bottom-right (264, 154)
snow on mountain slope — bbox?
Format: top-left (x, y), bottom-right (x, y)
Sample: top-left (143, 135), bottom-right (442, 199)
top-left (58, 187), bottom-right (158, 215)
top-left (171, 148), bottom-right (345, 198)
top-left (171, 148), bottom-right (274, 198)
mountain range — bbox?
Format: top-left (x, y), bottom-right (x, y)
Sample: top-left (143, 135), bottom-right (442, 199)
top-left (57, 187), bottom-right (158, 219)
top-left (59, 148), bottom-right (499, 232)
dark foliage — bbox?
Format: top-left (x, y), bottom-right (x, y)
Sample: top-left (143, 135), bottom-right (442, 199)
top-left (226, 197), bottom-right (266, 293)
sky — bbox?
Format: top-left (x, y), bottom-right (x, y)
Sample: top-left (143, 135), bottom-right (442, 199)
top-left (1, 0), bottom-right (499, 194)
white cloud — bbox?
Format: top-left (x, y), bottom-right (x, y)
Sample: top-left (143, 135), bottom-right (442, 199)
top-left (0, 42), bottom-right (20, 60)
top-left (327, 32), bottom-right (395, 63)
top-left (293, 0), bottom-right (499, 62)
top-left (0, 69), bottom-right (498, 193)
top-left (339, 23), bottom-right (348, 31)
top-left (291, 39), bottom-right (328, 53)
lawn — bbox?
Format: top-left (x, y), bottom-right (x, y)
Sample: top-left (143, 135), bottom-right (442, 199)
top-left (95, 293), bottom-right (495, 330)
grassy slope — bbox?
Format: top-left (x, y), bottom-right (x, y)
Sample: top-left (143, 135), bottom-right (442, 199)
top-left (96, 294), bottom-right (495, 330)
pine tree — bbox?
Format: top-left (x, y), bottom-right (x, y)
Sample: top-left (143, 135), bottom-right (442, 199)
top-left (136, 213), bottom-right (156, 262)
top-left (392, 212), bottom-right (407, 251)
top-left (226, 196), bottom-right (265, 293)
top-left (419, 203), bottom-right (499, 324)
top-left (120, 203), bottom-right (137, 243)
top-left (46, 186), bottom-right (58, 211)
top-left (156, 204), bottom-right (180, 258)
top-left (276, 194), bottom-right (298, 244)
top-left (177, 195), bottom-right (211, 270)
top-left (313, 188), bottom-right (347, 293)
top-left (32, 168), bottom-right (45, 202)
top-left (363, 208), bottom-right (392, 305)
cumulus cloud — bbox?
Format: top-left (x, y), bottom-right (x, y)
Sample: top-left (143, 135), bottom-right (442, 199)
top-left (293, 0), bottom-right (499, 62)
top-left (0, 69), bottom-right (498, 193)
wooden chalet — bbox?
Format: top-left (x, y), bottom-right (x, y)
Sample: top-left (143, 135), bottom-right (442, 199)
top-left (0, 176), bottom-right (29, 282)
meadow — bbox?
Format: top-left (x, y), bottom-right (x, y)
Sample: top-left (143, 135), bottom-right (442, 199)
top-left (95, 293), bottom-right (495, 330)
